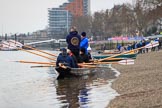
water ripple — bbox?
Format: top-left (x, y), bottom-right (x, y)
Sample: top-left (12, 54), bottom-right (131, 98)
top-left (0, 51), bottom-right (120, 108)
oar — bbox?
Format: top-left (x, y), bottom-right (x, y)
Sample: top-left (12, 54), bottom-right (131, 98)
top-left (95, 59), bottom-right (135, 65)
top-left (99, 57), bottom-right (125, 61)
top-left (30, 65), bottom-right (55, 68)
top-left (98, 42), bottom-right (159, 62)
top-left (8, 40), bottom-right (58, 57)
top-left (14, 60), bottom-right (56, 65)
top-left (14, 60), bottom-right (71, 69)
top-left (30, 63), bottom-right (70, 69)
top-left (101, 59), bottom-right (134, 65)
top-left (78, 64), bottom-right (98, 68)
top-left (2, 41), bottom-right (56, 61)
top-left (30, 63), bottom-right (104, 68)
top-left (30, 65), bottom-right (99, 68)
top-left (29, 59), bottom-right (134, 69)
top-left (18, 48), bottom-right (56, 61)
top-left (79, 59), bottom-right (134, 66)
top-left (23, 45), bottom-right (57, 57)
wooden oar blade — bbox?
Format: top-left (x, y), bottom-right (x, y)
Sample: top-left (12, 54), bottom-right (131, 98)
top-left (118, 59), bottom-right (134, 65)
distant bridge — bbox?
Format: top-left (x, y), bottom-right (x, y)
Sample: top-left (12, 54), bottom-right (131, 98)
top-left (24, 39), bottom-right (67, 49)
top-left (25, 39), bottom-right (66, 45)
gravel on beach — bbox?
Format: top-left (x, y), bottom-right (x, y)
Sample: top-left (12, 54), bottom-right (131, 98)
top-left (107, 50), bottom-right (162, 108)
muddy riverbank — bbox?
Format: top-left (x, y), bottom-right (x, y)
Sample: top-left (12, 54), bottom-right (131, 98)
top-left (107, 50), bottom-right (162, 108)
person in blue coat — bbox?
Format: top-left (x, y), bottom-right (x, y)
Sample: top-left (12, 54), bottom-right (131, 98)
top-left (80, 32), bottom-right (89, 54)
top-left (117, 44), bottom-right (121, 51)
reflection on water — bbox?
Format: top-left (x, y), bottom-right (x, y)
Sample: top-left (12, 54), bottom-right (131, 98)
top-left (54, 68), bottom-right (118, 108)
top-left (0, 51), bottom-right (119, 108)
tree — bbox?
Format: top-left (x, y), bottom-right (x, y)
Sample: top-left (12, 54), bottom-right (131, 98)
top-left (132, 0), bottom-right (162, 36)
top-left (91, 11), bottom-right (105, 40)
top-left (71, 16), bottom-right (92, 38)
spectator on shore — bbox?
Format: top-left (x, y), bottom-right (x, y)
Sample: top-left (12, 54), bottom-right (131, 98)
top-left (120, 45), bottom-right (126, 52)
top-left (145, 39), bottom-right (150, 53)
top-left (127, 44), bottom-right (132, 51)
top-left (155, 38), bottom-right (160, 51)
top-left (137, 40), bottom-right (143, 54)
top-left (117, 44), bottom-right (121, 51)
top-left (142, 39), bottom-right (146, 53)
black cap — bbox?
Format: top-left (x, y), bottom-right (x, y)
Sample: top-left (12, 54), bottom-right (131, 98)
top-left (60, 48), bottom-right (67, 56)
top-left (81, 32), bottom-right (86, 37)
top-left (60, 48), bottom-right (67, 52)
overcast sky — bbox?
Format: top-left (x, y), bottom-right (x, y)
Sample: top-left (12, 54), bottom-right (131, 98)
top-left (0, 0), bottom-right (131, 35)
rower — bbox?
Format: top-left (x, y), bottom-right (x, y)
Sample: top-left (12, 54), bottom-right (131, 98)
top-left (67, 49), bottom-right (79, 68)
top-left (80, 47), bottom-right (89, 63)
top-left (56, 48), bottom-right (75, 68)
top-left (56, 48), bottom-right (76, 79)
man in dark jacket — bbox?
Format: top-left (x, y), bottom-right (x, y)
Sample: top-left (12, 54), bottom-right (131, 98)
top-left (80, 47), bottom-right (89, 63)
top-left (66, 26), bottom-right (81, 60)
top-left (56, 48), bottom-right (75, 68)
top-left (56, 48), bottom-right (76, 79)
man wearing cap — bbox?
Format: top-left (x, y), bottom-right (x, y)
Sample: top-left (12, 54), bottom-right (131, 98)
top-left (56, 48), bottom-right (75, 68)
top-left (80, 32), bottom-right (89, 54)
top-left (56, 48), bottom-right (77, 79)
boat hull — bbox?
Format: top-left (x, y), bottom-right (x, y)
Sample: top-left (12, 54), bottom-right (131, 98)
top-left (70, 68), bottom-right (91, 76)
top-left (55, 67), bottom-right (95, 79)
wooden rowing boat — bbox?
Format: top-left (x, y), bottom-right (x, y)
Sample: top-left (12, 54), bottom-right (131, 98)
top-left (92, 52), bottom-right (138, 60)
top-left (70, 68), bottom-right (92, 76)
top-left (0, 40), bottom-right (22, 51)
top-left (55, 67), bottom-right (96, 79)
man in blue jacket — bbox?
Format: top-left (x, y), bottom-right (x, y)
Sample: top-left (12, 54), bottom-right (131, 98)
top-left (80, 32), bottom-right (89, 54)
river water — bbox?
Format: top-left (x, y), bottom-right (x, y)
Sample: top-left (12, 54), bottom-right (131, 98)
top-left (0, 50), bottom-right (119, 108)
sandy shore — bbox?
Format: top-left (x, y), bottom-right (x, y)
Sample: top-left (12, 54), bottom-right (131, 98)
top-left (107, 50), bottom-right (162, 108)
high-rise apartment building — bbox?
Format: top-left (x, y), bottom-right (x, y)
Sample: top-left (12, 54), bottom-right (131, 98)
top-left (48, 0), bottom-right (90, 39)
top-left (48, 8), bottom-right (72, 39)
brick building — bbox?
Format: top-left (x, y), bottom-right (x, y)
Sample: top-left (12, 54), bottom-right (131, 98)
top-left (48, 0), bottom-right (90, 39)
